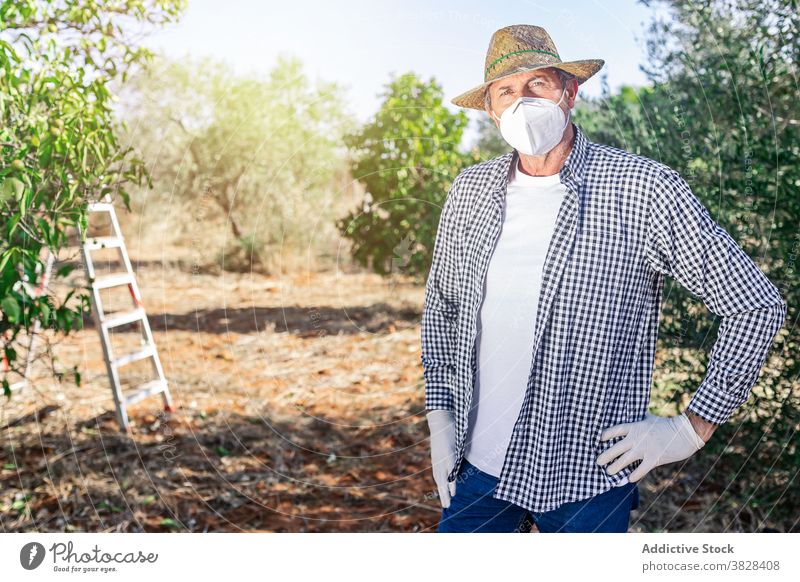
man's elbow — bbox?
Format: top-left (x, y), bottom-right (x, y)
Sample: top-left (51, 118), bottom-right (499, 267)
top-left (775, 295), bottom-right (788, 332)
top-left (762, 295), bottom-right (788, 340)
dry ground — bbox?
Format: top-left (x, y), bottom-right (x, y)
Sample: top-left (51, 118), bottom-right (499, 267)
top-left (0, 236), bottom-right (785, 532)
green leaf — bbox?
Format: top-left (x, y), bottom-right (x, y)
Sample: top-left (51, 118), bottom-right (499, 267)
top-left (1, 296), bottom-right (21, 322)
top-left (39, 300), bottom-right (50, 324)
top-left (57, 264), bottom-right (77, 278)
top-left (0, 177), bottom-right (24, 203)
top-left (6, 215), bottom-right (21, 237)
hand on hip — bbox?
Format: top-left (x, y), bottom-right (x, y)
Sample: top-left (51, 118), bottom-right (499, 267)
top-left (596, 412), bottom-right (706, 482)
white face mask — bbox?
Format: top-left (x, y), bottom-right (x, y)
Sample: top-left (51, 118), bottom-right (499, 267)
top-left (491, 88), bottom-right (570, 156)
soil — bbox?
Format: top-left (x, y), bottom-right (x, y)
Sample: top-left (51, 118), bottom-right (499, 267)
top-left (0, 244), bottom-right (776, 533)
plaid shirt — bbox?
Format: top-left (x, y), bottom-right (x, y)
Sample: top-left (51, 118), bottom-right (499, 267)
top-left (420, 122), bottom-right (787, 513)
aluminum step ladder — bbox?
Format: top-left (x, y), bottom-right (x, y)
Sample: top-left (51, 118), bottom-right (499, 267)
top-left (77, 200), bottom-right (173, 432)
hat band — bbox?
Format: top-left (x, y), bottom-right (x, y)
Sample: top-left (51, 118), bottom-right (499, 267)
top-left (485, 48), bottom-right (561, 77)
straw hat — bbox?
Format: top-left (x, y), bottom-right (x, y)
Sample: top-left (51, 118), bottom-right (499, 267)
top-left (451, 24), bottom-right (605, 111)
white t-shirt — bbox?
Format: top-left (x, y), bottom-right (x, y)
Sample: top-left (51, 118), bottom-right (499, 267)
top-left (464, 159), bottom-right (568, 477)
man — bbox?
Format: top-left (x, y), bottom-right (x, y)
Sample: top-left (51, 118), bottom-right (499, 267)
top-left (421, 24), bottom-right (787, 533)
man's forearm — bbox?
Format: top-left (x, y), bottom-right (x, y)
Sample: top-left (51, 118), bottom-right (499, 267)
top-left (685, 300), bottom-right (786, 425)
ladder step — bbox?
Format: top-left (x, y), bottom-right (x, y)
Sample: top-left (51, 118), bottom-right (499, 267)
top-left (102, 307), bottom-right (146, 330)
top-left (112, 344), bottom-right (155, 369)
top-left (94, 273), bottom-right (133, 290)
top-left (87, 202), bottom-right (114, 212)
top-left (124, 379), bottom-right (168, 406)
top-left (84, 236), bottom-right (123, 251)
top-left (8, 379), bottom-right (27, 392)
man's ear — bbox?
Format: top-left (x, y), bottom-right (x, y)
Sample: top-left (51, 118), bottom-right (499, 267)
top-left (567, 78), bottom-right (579, 108)
top-left (484, 86), bottom-right (500, 126)
top-left (485, 104), bottom-right (499, 126)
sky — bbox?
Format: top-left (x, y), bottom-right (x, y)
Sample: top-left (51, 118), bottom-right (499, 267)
top-left (142, 0), bottom-right (663, 144)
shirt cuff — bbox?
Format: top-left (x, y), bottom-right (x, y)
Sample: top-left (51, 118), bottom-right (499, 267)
top-left (423, 378), bottom-right (454, 411)
top-left (685, 371), bottom-right (754, 425)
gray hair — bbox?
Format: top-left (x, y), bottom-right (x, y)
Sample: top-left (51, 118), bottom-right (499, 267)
top-left (484, 68), bottom-right (576, 111)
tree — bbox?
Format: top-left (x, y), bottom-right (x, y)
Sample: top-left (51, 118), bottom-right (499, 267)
top-left (577, 0), bottom-right (799, 530)
top-left (0, 0), bottom-right (185, 397)
top-left (338, 72), bottom-right (475, 280)
top-left (119, 54), bottom-right (355, 273)
top-left (473, 113), bottom-right (511, 159)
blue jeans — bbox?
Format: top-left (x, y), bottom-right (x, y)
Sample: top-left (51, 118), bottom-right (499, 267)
top-left (437, 459), bottom-right (640, 532)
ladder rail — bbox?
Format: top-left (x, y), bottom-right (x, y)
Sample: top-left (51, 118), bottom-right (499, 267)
top-left (103, 203), bottom-right (173, 411)
top-left (135, 309), bottom-right (173, 410)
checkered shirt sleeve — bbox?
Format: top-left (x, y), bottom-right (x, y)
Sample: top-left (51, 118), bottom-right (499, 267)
top-left (420, 178), bottom-right (461, 411)
top-left (645, 166), bottom-right (787, 425)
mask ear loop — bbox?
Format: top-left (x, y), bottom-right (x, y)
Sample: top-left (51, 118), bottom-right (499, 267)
top-left (557, 86), bottom-right (571, 131)
top-left (555, 86), bottom-right (567, 106)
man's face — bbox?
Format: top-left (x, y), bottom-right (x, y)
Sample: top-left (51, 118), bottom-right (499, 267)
top-left (485, 67), bottom-right (576, 125)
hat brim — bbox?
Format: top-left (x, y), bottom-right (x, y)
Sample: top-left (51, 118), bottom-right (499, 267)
top-left (451, 59), bottom-right (605, 110)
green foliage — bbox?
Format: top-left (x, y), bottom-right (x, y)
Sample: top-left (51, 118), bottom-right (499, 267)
top-left (0, 0), bottom-right (185, 397)
top-left (338, 72), bottom-right (475, 280)
top-left (120, 54), bottom-right (354, 274)
top-left (577, 0), bottom-right (799, 530)
top-left (473, 113), bottom-right (511, 159)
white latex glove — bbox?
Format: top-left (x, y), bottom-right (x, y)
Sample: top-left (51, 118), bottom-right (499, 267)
top-left (596, 412), bottom-right (706, 482)
top-left (426, 409), bottom-right (458, 508)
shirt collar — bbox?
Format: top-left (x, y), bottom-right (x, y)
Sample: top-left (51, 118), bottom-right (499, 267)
top-left (559, 122), bottom-right (589, 189)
